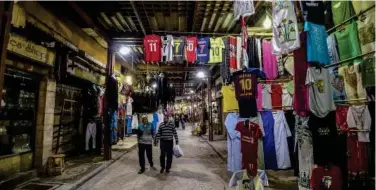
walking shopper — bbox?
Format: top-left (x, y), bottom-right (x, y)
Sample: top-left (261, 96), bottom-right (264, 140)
top-left (137, 115), bottom-right (156, 174)
top-left (174, 114), bottom-right (180, 129)
top-left (180, 114), bottom-right (185, 130)
top-left (155, 114), bottom-right (179, 174)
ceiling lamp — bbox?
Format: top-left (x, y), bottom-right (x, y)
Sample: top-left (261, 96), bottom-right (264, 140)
top-left (196, 71), bottom-right (206, 79)
top-left (119, 46), bottom-right (130, 55)
top-left (263, 15), bottom-right (272, 29)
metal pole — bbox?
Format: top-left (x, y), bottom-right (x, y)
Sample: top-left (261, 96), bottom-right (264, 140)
top-left (103, 41), bottom-right (115, 160)
top-left (208, 75), bottom-right (213, 141)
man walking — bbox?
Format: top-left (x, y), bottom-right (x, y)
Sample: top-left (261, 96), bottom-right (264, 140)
top-left (137, 115), bottom-right (155, 174)
top-left (154, 114), bottom-right (179, 174)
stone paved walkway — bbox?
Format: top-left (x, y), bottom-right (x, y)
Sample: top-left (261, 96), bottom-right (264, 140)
top-left (77, 127), bottom-right (231, 190)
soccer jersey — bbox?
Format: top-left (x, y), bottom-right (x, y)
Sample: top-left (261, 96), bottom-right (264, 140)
top-left (229, 36), bottom-right (237, 71)
top-left (232, 71), bottom-right (257, 100)
top-left (144, 34), bottom-right (162, 62)
top-left (161, 35), bottom-right (174, 62)
top-left (209, 37), bottom-right (225, 63)
top-left (197, 37), bottom-right (210, 63)
top-left (173, 36), bottom-right (185, 62)
top-left (235, 121), bottom-right (262, 176)
top-left (185, 36), bottom-right (198, 63)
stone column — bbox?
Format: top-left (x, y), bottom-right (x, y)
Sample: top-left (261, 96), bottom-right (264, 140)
top-left (34, 77), bottom-right (56, 171)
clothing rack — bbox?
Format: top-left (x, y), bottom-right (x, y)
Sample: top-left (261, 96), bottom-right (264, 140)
top-left (327, 4), bottom-right (375, 33)
top-left (151, 30), bottom-right (273, 37)
top-left (258, 77), bottom-right (293, 83)
top-left (324, 50), bottom-right (375, 68)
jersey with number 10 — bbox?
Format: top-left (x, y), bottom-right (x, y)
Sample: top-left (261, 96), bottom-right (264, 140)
top-left (209, 37), bottom-right (225, 63)
top-left (232, 71), bottom-right (257, 100)
top-left (185, 37), bottom-right (198, 63)
top-left (197, 37), bottom-right (210, 63)
top-left (144, 34), bottom-right (162, 62)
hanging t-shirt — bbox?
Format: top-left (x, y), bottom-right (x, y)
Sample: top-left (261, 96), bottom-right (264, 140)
top-left (232, 70), bottom-right (258, 118)
top-left (338, 64), bottom-right (367, 101)
top-left (236, 37), bottom-right (242, 70)
top-left (272, 0), bottom-right (300, 54)
top-left (347, 105), bottom-right (372, 142)
top-left (310, 165), bottom-right (342, 190)
top-left (173, 36), bottom-right (186, 62)
top-left (282, 83), bottom-right (293, 108)
top-left (356, 8), bottom-right (375, 54)
top-left (331, 1), bottom-right (355, 26)
top-left (221, 85), bottom-right (239, 112)
top-left (235, 121), bottom-right (262, 176)
top-left (293, 32), bottom-right (310, 116)
top-left (272, 111), bottom-right (292, 169)
top-left (229, 36), bottom-right (238, 71)
top-left (327, 33), bottom-right (340, 64)
top-left (225, 113), bottom-right (243, 173)
top-left (306, 67), bottom-right (335, 118)
top-left (247, 37), bottom-right (260, 68)
top-left (271, 84), bottom-right (282, 108)
top-left (233, 0), bottom-right (255, 20)
top-left (261, 111), bottom-right (278, 170)
top-left (309, 112), bottom-right (337, 166)
top-left (300, 1), bottom-right (325, 25)
top-left (209, 37), bottom-right (225, 63)
top-left (126, 97), bottom-right (133, 116)
top-left (335, 21), bottom-right (362, 65)
top-left (329, 67), bottom-right (347, 101)
top-left (144, 34), bottom-right (162, 62)
top-left (262, 40), bottom-right (278, 80)
top-left (360, 56), bottom-right (375, 87)
top-left (185, 36), bottom-right (198, 63)
top-left (161, 35), bottom-right (174, 62)
top-left (304, 22), bottom-right (330, 65)
top-left (197, 37), bottom-right (210, 63)
top-left (262, 84), bottom-right (272, 110)
top-left (256, 84), bottom-right (263, 111)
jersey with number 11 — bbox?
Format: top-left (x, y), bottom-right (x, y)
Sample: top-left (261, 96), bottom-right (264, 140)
top-left (144, 34), bottom-right (162, 62)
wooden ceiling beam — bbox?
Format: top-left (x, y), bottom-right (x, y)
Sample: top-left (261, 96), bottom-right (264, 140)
top-left (68, 2), bottom-right (109, 41)
top-left (130, 1), bottom-right (146, 35)
top-left (190, 1), bottom-right (199, 32)
top-left (136, 65), bottom-right (208, 72)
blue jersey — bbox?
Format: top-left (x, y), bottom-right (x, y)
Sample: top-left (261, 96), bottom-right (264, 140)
top-left (197, 37), bottom-right (210, 63)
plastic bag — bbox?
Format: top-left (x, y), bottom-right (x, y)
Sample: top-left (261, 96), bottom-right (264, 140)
top-left (173, 145), bottom-right (184, 158)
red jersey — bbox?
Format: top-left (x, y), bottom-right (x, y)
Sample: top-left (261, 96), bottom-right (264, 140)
top-left (144, 34), bottom-right (162, 62)
top-left (185, 37), bottom-right (198, 62)
top-left (229, 36), bottom-right (237, 71)
top-left (271, 84), bottom-right (282, 108)
top-left (311, 165), bottom-right (342, 190)
top-left (235, 121), bottom-right (262, 176)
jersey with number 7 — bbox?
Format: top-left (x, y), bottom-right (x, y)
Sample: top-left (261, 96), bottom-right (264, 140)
top-left (144, 34), bottom-right (162, 63)
top-left (232, 71), bottom-right (257, 100)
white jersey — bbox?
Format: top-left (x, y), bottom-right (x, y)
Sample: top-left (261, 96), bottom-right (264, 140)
top-left (236, 37), bottom-right (242, 70)
top-left (161, 35), bottom-right (174, 62)
top-left (272, 0), bottom-right (300, 55)
top-left (233, 0), bottom-right (255, 20)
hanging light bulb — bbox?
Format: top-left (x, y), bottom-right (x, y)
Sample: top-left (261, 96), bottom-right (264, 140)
top-left (263, 15), bottom-right (272, 29)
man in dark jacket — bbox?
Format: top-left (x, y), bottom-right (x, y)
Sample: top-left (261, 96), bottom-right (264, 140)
top-left (137, 115), bottom-right (156, 174)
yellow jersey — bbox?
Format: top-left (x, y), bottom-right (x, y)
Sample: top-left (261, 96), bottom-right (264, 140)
top-left (221, 85), bottom-right (239, 112)
top-left (209, 37), bottom-right (225, 63)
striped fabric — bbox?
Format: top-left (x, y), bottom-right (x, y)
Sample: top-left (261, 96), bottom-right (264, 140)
top-left (155, 122), bottom-right (179, 144)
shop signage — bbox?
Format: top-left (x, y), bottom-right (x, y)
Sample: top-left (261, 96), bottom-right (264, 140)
top-left (7, 34), bottom-right (55, 66)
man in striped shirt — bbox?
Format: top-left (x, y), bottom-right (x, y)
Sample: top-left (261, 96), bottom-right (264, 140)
top-left (154, 114), bottom-right (179, 174)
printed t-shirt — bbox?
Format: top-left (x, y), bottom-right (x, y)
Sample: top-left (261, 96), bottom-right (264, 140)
top-left (271, 84), bottom-right (282, 108)
top-left (233, 0), bottom-right (255, 20)
top-left (229, 36), bottom-right (237, 71)
top-left (144, 34), bottom-right (162, 62)
top-left (300, 1), bottom-right (325, 25)
top-left (209, 37), bottom-right (225, 63)
top-left (235, 121), bottom-right (262, 176)
top-left (327, 33), bottom-right (340, 64)
top-left (309, 111), bottom-right (337, 166)
top-left (331, 1), bottom-right (355, 26)
top-left (329, 67), bottom-right (347, 101)
top-left (185, 36), bottom-right (198, 63)
top-left (161, 35), bottom-right (174, 62)
top-left (221, 85), bottom-right (239, 112)
top-left (360, 56), bottom-right (375, 87)
top-left (304, 22), bottom-right (330, 64)
top-left (354, 1), bottom-right (375, 54)
top-left (197, 37), bottom-right (210, 63)
top-left (335, 21), bottom-right (362, 65)
top-left (306, 67), bottom-right (335, 118)
top-left (272, 0), bottom-right (300, 54)
top-left (173, 36), bottom-right (186, 62)
top-left (339, 64), bottom-right (367, 101)
top-left (293, 32), bottom-right (309, 116)
top-left (262, 40), bottom-right (278, 80)
top-left (310, 165), bottom-right (342, 190)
